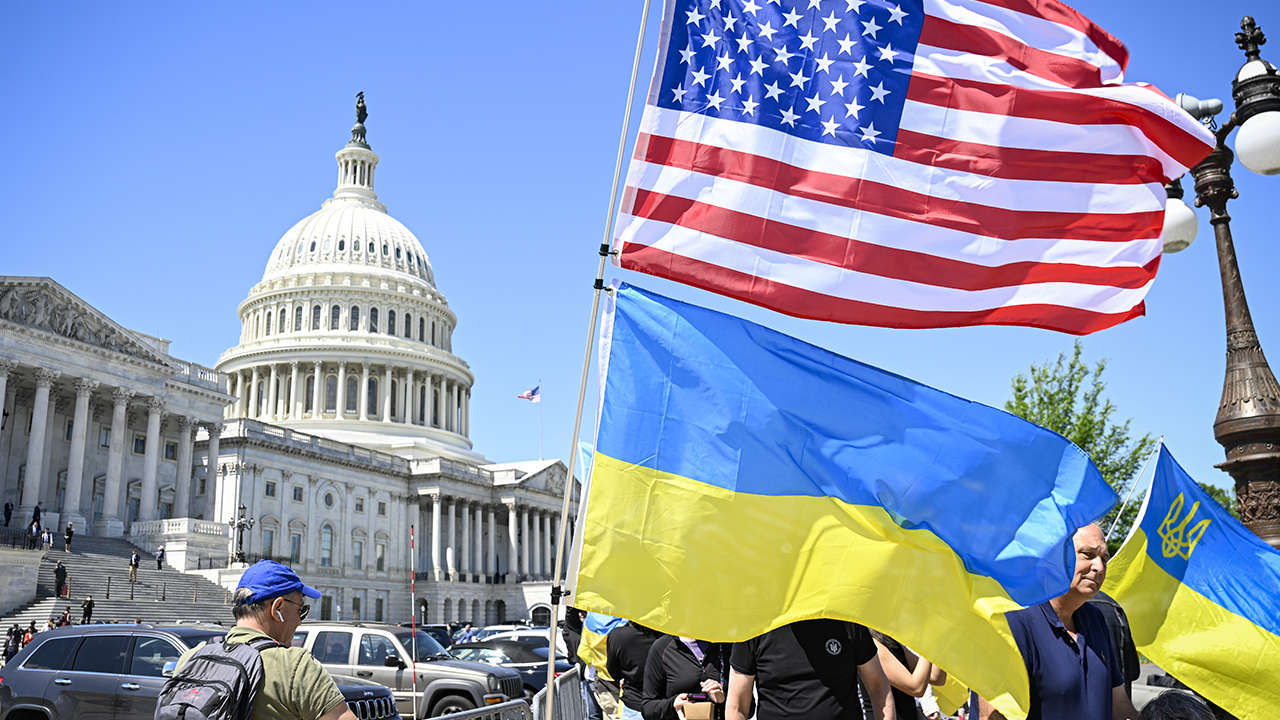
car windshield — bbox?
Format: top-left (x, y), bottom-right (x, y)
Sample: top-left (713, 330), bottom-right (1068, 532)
top-left (392, 631), bottom-right (451, 661)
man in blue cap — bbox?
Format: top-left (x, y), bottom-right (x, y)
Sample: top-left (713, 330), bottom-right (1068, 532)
top-left (176, 560), bottom-right (356, 720)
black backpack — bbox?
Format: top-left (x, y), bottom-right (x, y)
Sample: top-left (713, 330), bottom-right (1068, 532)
top-left (154, 636), bottom-right (280, 720)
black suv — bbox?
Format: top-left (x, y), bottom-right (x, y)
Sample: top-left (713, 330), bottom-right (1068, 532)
top-left (0, 623), bottom-right (399, 720)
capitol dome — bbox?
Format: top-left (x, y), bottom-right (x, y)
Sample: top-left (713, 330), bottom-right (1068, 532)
top-left (215, 97), bottom-right (482, 463)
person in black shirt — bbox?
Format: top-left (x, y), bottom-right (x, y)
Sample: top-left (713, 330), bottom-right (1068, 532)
top-left (727, 619), bottom-right (894, 720)
top-left (641, 634), bottom-right (728, 720)
top-left (606, 621), bottom-right (663, 720)
top-left (54, 561), bottom-right (68, 598)
top-left (869, 631), bottom-right (946, 720)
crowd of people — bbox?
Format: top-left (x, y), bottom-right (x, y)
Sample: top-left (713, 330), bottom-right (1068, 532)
top-left (559, 524), bottom-right (1218, 720)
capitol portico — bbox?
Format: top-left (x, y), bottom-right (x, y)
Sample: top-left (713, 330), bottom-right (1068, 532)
top-left (0, 97), bottom-right (577, 626)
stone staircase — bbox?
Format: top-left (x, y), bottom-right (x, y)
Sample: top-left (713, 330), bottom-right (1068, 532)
top-left (1, 535), bottom-right (234, 629)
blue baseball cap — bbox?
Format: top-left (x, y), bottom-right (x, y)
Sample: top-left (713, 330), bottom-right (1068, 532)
top-left (237, 560), bottom-right (320, 604)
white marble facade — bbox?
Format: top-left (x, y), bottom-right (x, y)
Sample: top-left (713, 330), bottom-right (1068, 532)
top-left (0, 109), bottom-right (578, 626)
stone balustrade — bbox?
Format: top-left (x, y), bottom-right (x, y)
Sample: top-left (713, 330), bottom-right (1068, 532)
top-left (129, 518), bottom-right (231, 538)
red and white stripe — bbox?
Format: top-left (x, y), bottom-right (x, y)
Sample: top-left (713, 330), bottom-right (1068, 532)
top-left (614, 0), bottom-right (1215, 335)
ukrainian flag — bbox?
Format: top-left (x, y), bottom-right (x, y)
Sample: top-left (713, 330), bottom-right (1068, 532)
top-left (570, 284), bottom-right (1117, 719)
top-left (1108, 445), bottom-right (1280, 718)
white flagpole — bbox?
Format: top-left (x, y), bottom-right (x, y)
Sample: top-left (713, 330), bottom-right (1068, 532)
top-left (542, 0), bottom-right (656, 713)
top-left (539, 379), bottom-right (544, 461)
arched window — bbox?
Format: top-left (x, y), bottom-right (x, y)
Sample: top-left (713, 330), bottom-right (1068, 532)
top-left (395, 247), bottom-right (402, 260)
top-left (350, 305), bottom-right (360, 331)
top-left (368, 241), bottom-right (375, 254)
top-left (367, 378), bottom-right (378, 416)
top-left (306, 377), bottom-right (315, 412)
top-left (256, 381), bottom-right (266, 417)
top-left (382, 244), bottom-right (389, 256)
top-left (431, 322), bottom-right (436, 346)
top-left (370, 308), bottom-right (379, 333)
top-left (320, 525), bottom-right (333, 567)
top-left (419, 318), bottom-right (425, 342)
top-left (331, 305), bottom-right (340, 330)
top-left (419, 386), bottom-right (426, 423)
top-left (388, 310), bottom-right (396, 335)
top-left (254, 315), bottom-right (260, 339)
top-left (264, 312), bottom-right (272, 336)
top-left (338, 239), bottom-right (345, 252)
top-left (391, 381), bottom-right (398, 417)
top-left (279, 309), bottom-right (286, 334)
top-left (325, 376), bottom-right (337, 412)
top-left (309, 241), bottom-right (316, 252)
top-left (294, 306), bottom-right (303, 332)
top-left (312, 305), bottom-right (321, 330)
top-left (346, 376), bottom-right (358, 412)
top-left (404, 314), bottom-right (412, 338)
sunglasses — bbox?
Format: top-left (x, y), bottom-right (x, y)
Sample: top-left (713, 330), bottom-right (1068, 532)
top-left (280, 597), bottom-right (310, 620)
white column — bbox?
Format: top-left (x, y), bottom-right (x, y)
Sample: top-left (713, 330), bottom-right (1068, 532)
top-left (536, 512), bottom-right (546, 578)
top-left (487, 507), bottom-right (497, 578)
top-left (203, 424), bottom-right (222, 521)
top-left (381, 365), bottom-right (393, 422)
top-left (289, 361), bottom-right (301, 419)
top-left (20, 368), bottom-right (59, 516)
top-left (460, 499), bottom-right (471, 580)
top-left (139, 397), bottom-right (166, 521)
top-left (463, 389), bottom-right (470, 437)
top-left (430, 493), bottom-right (442, 581)
top-left (520, 506), bottom-right (530, 581)
top-left (446, 497), bottom-right (457, 579)
top-left (311, 362), bottom-right (323, 419)
top-left (359, 362), bottom-right (370, 421)
top-left (506, 503), bottom-right (518, 583)
top-left (435, 376), bottom-right (445, 429)
top-left (402, 368), bottom-right (414, 425)
top-left (268, 364), bottom-right (280, 421)
top-left (250, 366), bottom-right (261, 418)
top-left (62, 378), bottom-right (97, 527)
top-left (96, 387), bottom-right (134, 536)
top-left (173, 417), bottom-right (194, 518)
top-left (336, 361), bottom-right (348, 418)
top-left (473, 504), bottom-right (483, 581)
top-left (544, 512), bottom-right (553, 580)
top-left (233, 371), bottom-right (245, 418)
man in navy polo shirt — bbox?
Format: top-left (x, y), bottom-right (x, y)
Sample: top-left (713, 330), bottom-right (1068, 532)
top-left (977, 524), bottom-right (1138, 720)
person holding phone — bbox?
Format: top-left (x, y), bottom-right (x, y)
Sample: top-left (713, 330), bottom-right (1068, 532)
top-left (641, 634), bottom-right (728, 720)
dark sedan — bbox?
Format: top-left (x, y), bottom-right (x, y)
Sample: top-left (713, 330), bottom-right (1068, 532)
top-left (449, 640), bottom-right (572, 701)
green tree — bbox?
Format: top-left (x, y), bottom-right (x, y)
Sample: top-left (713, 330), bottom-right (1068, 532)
top-left (1005, 341), bottom-right (1155, 555)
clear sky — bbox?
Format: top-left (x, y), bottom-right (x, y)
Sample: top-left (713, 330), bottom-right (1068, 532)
top-left (4, 1), bottom-right (1277, 500)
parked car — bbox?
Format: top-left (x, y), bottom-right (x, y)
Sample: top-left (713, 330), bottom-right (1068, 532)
top-left (476, 628), bottom-right (568, 658)
top-left (449, 641), bottom-right (573, 701)
top-left (419, 624), bottom-right (454, 650)
top-left (291, 621), bottom-right (522, 717)
top-left (0, 623), bottom-right (399, 720)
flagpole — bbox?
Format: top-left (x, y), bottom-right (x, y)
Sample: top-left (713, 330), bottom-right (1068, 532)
top-left (1106, 438), bottom-right (1163, 542)
top-left (539, 379), bottom-right (544, 461)
top-left (543, 0), bottom-right (655, 712)
top-left (410, 524), bottom-right (418, 720)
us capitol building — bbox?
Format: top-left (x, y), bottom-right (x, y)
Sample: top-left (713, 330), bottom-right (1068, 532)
top-left (0, 97), bottom-right (577, 626)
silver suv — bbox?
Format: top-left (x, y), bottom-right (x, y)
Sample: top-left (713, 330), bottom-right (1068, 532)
top-left (291, 621), bottom-right (522, 718)
top-left (0, 623), bottom-right (399, 720)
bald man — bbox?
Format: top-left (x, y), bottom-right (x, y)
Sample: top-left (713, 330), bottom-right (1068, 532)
top-left (978, 524), bottom-right (1138, 720)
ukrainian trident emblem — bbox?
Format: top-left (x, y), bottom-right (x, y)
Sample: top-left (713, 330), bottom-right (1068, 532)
top-left (1157, 493), bottom-right (1211, 560)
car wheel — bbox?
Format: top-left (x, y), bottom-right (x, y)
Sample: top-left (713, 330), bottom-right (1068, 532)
top-left (431, 696), bottom-right (477, 716)
top-left (524, 686), bottom-right (537, 702)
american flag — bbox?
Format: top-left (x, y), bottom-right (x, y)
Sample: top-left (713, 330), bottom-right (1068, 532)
top-left (518, 386), bottom-right (541, 402)
top-left (612, 0), bottom-right (1216, 335)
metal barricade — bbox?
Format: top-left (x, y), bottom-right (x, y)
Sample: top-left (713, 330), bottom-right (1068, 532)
top-left (437, 700), bottom-right (534, 720)
top-left (532, 666), bottom-right (585, 720)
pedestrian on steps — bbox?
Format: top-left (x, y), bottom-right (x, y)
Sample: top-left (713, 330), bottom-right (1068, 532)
top-left (54, 561), bottom-right (69, 598)
top-left (64, 523), bottom-right (73, 552)
top-left (155, 545), bottom-right (165, 570)
top-left (129, 550), bottom-right (140, 582)
top-left (81, 595), bottom-right (94, 623)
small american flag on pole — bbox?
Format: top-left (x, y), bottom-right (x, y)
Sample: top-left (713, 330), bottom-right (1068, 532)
top-left (518, 386), bottom-right (542, 402)
top-left (613, 0), bottom-right (1216, 334)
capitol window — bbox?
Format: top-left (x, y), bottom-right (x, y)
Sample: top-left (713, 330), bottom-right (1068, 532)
top-left (368, 241), bottom-right (375, 254)
top-left (367, 378), bottom-right (378, 416)
top-left (323, 238), bottom-right (330, 251)
top-left (353, 540), bottom-right (363, 570)
top-left (279, 309), bottom-right (286, 333)
top-left (292, 486), bottom-right (303, 502)
top-left (355, 497), bottom-right (364, 512)
top-left (324, 492), bottom-right (334, 508)
top-left (404, 314), bottom-right (411, 338)
top-left (395, 247), bottom-right (401, 260)
top-left (325, 376), bottom-right (337, 412)
top-left (306, 377), bottom-right (315, 413)
top-left (419, 318), bottom-right (424, 342)
top-left (378, 501), bottom-right (386, 516)
top-left (265, 481), bottom-right (276, 497)
top-left (309, 241), bottom-right (316, 252)
top-left (312, 305), bottom-right (321, 330)
top-left (294, 306), bottom-right (303, 331)
top-left (133, 434), bottom-right (146, 455)
top-left (382, 244), bottom-right (388, 256)
top-left (164, 442), bottom-right (176, 460)
top-left (346, 377), bottom-right (358, 412)
top-left (265, 313), bottom-right (272, 336)
top-left (369, 308), bottom-right (378, 333)
top-left (330, 305), bottom-right (340, 330)
top-left (296, 242), bottom-right (303, 255)
top-left (387, 310), bottom-right (396, 335)
top-left (338, 239), bottom-right (345, 252)
top-left (320, 525), bottom-right (333, 567)
top-left (99, 427), bottom-right (110, 448)
top-left (350, 305), bottom-right (360, 331)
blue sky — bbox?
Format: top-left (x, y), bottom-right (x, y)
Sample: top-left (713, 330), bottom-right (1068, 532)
top-left (4, 1), bottom-right (1276, 500)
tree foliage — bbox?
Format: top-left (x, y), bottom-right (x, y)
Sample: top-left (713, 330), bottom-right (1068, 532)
top-left (1005, 342), bottom-right (1155, 554)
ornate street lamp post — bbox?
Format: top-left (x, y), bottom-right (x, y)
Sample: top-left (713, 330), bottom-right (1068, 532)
top-left (229, 503), bottom-right (255, 564)
top-left (1163, 17), bottom-right (1280, 548)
